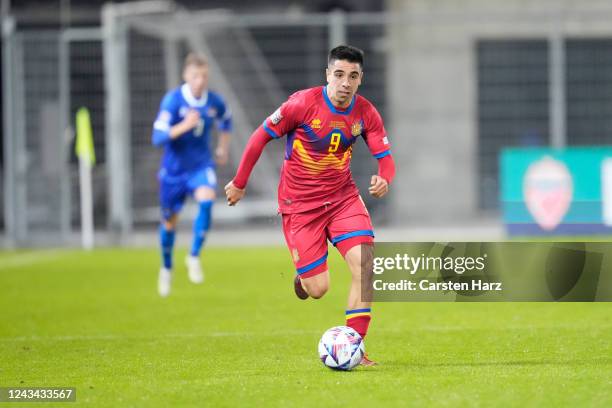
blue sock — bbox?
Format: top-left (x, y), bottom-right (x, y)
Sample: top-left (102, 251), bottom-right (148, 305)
top-left (159, 224), bottom-right (176, 269)
top-left (190, 200), bottom-right (213, 257)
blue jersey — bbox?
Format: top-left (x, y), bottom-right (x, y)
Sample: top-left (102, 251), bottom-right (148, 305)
top-left (152, 83), bottom-right (232, 178)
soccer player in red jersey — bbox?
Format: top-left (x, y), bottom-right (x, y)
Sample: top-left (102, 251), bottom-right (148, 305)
top-left (225, 45), bottom-right (395, 366)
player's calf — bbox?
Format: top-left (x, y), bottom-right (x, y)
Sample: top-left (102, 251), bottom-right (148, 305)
top-left (344, 244), bottom-right (374, 343)
top-left (158, 216), bottom-right (177, 297)
top-left (300, 272), bottom-right (329, 299)
top-left (190, 199), bottom-right (213, 258)
top-left (292, 251), bottom-right (330, 299)
top-left (159, 224), bottom-right (176, 271)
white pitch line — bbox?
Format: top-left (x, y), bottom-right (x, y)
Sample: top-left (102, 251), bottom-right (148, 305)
top-left (2, 325), bottom-right (605, 343)
top-left (0, 251), bottom-right (66, 271)
top-left (0, 330), bottom-right (320, 343)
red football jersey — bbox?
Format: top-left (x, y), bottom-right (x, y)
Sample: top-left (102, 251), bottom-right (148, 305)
top-left (263, 86), bottom-right (391, 214)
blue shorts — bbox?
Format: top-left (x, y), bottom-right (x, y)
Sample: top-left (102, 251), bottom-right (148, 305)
top-left (159, 166), bottom-right (217, 220)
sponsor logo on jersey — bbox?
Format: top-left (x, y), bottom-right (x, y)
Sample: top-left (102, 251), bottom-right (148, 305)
top-left (329, 121), bottom-right (346, 129)
top-left (269, 108), bottom-right (283, 125)
top-left (207, 107), bottom-right (218, 117)
top-left (351, 122), bottom-right (362, 136)
top-left (310, 118), bottom-right (322, 129)
top-left (523, 156), bottom-right (573, 230)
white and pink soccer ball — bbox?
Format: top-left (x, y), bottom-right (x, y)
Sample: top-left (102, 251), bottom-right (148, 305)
top-left (318, 326), bottom-right (365, 370)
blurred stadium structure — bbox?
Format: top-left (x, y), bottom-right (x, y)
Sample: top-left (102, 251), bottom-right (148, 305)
top-left (4, 0), bottom-right (612, 246)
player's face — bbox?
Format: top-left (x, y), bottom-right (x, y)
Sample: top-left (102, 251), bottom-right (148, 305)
top-left (183, 64), bottom-right (208, 98)
top-left (325, 59), bottom-right (363, 108)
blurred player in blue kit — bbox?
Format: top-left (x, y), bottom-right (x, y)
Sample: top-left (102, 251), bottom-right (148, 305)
top-left (152, 53), bottom-right (232, 297)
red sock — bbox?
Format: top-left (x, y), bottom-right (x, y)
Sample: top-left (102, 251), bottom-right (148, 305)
top-left (346, 308), bottom-right (371, 339)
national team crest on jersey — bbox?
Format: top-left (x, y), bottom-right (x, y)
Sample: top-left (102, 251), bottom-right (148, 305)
top-left (207, 107), bottom-right (218, 117)
top-left (351, 122), bottom-right (362, 136)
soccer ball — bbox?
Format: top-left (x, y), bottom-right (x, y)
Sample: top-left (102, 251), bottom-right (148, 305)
top-left (318, 326), bottom-right (365, 370)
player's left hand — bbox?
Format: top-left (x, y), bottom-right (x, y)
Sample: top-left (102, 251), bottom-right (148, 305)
top-left (369, 175), bottom-right (388, 198)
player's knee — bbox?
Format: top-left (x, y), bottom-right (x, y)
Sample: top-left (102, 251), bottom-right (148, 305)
top-left (346, 244), bottom-right (374, 276)
top-left (303, 279), bottom-right (329, 299)
top-left (163, 215), bottom-right (178, 230)
top-left (309, 285), bottom-right (328, 299)
top-left (195, 186), bottom-right (216, 201)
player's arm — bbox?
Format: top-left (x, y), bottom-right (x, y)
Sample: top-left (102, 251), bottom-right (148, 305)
top-left (224, 126), bottom-right (274, 206)
top-left (215, 99), bottom-right (233, 166)
top-left (363, 104), bottom-right (395, 198)
top-left (225, 93), bottom-right (302, 205)
top-left (152, 93), bottom-right (200, 147)
top-left (169, 111), bottom-right (200, 139)
top-left (215, 132), bottom-right (231, 166)
top-left (369, 154), bottom-right (395, 198)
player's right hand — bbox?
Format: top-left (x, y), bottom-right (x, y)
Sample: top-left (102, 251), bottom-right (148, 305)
top-left (183, 109), bottom-right (201, 129)
top-left (369, 175), bottom-right (389, 198)
top-left (224, 181), bottom-right (245, 206)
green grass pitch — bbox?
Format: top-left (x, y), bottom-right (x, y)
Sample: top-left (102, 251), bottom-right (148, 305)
top-left (1, 247), bottom-right (612, 407)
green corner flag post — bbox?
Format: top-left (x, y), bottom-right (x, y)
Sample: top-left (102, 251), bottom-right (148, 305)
top-left (75, 107), bottom-right (96, 250)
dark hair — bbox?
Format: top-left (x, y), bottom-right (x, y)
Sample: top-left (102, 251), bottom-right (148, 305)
top-left (328, 45), bottom-right (364, 68)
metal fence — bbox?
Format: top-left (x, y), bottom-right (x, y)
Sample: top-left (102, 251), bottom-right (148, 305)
top-left (3, 29), bottom-right (69, 245)
top-left (2, 21), bottom-right (105, 246)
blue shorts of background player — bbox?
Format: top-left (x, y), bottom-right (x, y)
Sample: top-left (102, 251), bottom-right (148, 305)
top-left (159, 166), bottom-right (217, 221)
top-left (157, 165), bottom-right (217, 287)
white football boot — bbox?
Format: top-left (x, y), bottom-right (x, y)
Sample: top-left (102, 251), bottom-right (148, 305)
top-left (158, 267), bottom-right (172, 297)
top-left (186, 255), bottom-right (204, 284)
